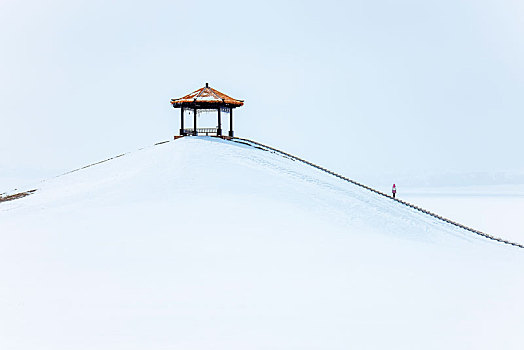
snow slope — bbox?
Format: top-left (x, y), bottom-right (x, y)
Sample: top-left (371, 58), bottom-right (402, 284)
top-left (403, 185), bottom-right (524, 243)
top-left (1, 137), bottom-right (523, 350)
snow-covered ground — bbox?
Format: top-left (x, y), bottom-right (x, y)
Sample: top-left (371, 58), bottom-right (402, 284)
top-left (403, 185), bottom-right (524, 244)
top-left (1, 137), bottom-right (523, 350)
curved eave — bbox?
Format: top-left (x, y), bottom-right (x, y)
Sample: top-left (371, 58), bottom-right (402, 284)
top-left (171, 100), bottom-right (244, 108)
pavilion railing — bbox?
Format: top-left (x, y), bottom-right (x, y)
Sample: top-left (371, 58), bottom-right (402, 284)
top-left (182, 128), bottom-right (218, 136)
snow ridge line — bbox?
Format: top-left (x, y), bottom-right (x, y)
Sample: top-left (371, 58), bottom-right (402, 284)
top-left (232, 137), bottom-right (524, 249)
top-left (57, 141), bottom-right (172, 178)
top-left (58, 153), bottom-right (129, 177)
top-left (2, 141), bottom-right (174, 199)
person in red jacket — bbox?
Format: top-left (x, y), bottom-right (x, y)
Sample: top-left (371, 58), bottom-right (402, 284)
top-left (392, 184), bottom-right (397, 198)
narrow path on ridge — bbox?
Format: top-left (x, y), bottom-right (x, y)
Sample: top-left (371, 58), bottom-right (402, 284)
top-left (231, 137), bottom-right (524, 249)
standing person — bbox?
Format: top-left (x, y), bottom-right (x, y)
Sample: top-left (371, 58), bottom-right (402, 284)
top-left (392, 184), bottom-right (397, 198)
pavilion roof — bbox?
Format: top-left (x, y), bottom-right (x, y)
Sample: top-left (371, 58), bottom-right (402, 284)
top-left (171, 84), bottom-right (244, 107)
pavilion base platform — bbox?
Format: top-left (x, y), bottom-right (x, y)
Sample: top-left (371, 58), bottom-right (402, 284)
top-left (174, 135), bottom-right (233, 140)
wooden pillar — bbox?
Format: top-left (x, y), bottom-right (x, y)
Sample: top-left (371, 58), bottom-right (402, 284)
top-left (180, 108), bottom-right (184, 136)
top-left (193, 107), bottom-right (197, 136)
top-left (229, 108), bottom-right (234, 137)
top-left (217, 107), bottom-right (222, 136)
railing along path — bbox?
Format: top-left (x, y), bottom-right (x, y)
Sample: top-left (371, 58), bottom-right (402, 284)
top-left (231, 137), bottom-right (524, 249)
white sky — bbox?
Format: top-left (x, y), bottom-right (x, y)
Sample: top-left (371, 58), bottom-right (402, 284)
top-left (1, 0), bottom-right (523, 189)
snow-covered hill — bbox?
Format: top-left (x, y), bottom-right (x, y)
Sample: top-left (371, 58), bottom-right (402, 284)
top-left (1, 137), bottom-right (523, 350)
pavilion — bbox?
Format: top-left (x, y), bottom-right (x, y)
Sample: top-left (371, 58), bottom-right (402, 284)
top-left (171, 83), bottom-right (244, 138)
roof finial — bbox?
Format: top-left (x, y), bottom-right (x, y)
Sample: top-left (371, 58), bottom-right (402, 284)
top-left (205, 82), bottom-right (209, 88)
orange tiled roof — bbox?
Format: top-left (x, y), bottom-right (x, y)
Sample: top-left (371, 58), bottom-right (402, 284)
top-left (171, 84), bottom-right (244, 107)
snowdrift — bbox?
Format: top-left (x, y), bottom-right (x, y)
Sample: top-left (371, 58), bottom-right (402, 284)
top-left (1, 137), bottom-right (523, 350)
